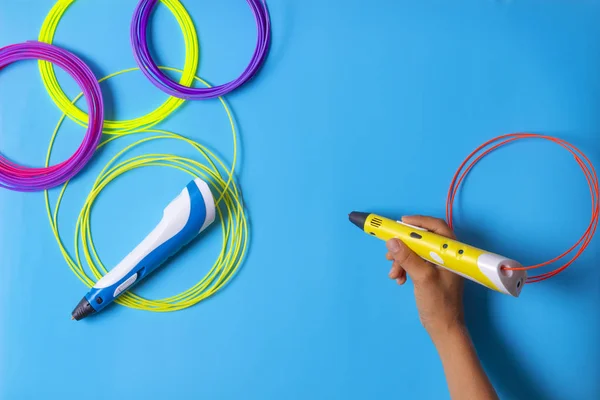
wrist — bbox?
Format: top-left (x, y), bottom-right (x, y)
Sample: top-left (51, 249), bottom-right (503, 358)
top-left (428, 320), bottom-right (468, 348)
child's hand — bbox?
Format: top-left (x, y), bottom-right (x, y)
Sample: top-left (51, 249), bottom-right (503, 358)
top-left (385, 216), bottom-right (464, 341)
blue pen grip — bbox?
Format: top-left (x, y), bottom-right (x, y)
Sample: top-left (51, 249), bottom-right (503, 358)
top-left (84, 179), bottom-right (213, 312)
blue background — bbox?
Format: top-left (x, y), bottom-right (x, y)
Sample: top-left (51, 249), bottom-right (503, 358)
top-left (1, 0), bottom-right (599, 399)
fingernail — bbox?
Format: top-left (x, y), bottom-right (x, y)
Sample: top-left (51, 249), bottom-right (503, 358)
top-left (386, 239), bottom-right (400, 253)
top-left (396, 278), bottom-right (404, 285)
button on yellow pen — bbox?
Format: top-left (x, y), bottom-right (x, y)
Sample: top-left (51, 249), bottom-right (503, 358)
top-left (349, 212), bottom-right (526, 297)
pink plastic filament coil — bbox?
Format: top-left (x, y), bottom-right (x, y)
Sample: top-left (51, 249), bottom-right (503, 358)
top-left (0, 41), bottom-right (103, 192)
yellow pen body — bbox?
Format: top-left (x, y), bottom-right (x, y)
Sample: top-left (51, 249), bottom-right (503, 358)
top-left (350, 212), bottom-right (526, 297)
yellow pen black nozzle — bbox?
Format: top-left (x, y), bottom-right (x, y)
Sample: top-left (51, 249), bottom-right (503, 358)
top-left (349, 211), bottom-right (370, 231)
top-left (349, 211), bottom-right (526, 297)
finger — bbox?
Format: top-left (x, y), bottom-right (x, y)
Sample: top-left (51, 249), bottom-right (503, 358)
top-left (402, 215), bottom-right (455, 238)
top-left (388, 260), bottom-right (405, 279)
top-left (386, 238), bottom-right (436, 283)
top-left (396, 268), bottom-right (407, 285)
top-left (386, 252), bottom-right (394, 261)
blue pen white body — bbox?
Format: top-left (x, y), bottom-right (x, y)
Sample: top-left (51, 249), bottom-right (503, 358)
top-left (71, 178), bottom-right (216, 320)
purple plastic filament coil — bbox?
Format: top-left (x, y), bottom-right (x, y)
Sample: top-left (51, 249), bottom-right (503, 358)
top-left (0, 41), bottom-right (103, 192)
top-left (131, 0), bottom-right (271, 100)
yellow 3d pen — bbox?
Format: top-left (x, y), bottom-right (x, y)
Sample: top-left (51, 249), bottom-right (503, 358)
top-left (349, 212), bottom-right (526, 297)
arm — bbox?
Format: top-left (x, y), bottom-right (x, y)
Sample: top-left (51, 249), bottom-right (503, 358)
top-left (385, 215), bottom-right (498, 400)
top-left (434, 324), bottom-right (498, 400)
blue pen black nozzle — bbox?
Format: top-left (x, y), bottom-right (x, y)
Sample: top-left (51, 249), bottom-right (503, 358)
top-left (71, 297), bottom-right (96, 321)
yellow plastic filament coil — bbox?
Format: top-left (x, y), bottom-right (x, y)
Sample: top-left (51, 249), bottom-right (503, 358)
top-left (45, 68), bottom-right (248, 311)
top-left (38, 0), bottom-right (199, 134)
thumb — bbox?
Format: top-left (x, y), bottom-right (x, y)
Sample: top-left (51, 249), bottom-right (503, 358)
top-left (386, 238), bottom-right (436, 284)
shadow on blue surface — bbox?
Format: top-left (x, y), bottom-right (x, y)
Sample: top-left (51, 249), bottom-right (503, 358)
top-left (461, 224), bottom-right (556, 400)
top-left (465, 284), bottom-right (556, 400)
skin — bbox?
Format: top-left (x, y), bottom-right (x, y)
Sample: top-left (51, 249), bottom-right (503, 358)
top-left (385, 215), bottom-right (498, 400)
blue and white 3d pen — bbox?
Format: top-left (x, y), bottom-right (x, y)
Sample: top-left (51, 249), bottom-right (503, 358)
top-left (71, 178), bottom-right (216, 320)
